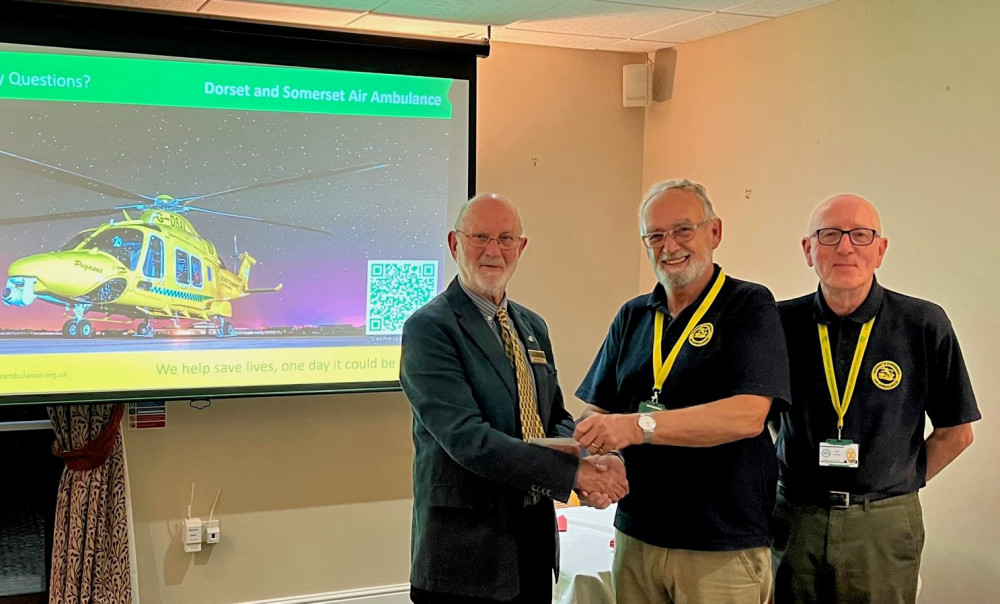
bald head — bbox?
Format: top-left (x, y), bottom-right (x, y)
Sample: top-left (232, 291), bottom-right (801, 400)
top-left (802, 193), bottom-right (888, 314)
top-left (455, 193), bottom-right (524, 234)
top-left (808, 194), bottom-right (882, 236)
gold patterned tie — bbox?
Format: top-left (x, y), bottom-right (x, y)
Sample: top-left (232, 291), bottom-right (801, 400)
top-left (495, 306), bottom-right (546, 441)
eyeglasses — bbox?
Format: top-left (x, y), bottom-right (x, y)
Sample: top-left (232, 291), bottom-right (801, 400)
top-left (811, 228), bottom-right (879, 247)
top-left (641, 219), bottom-right (712, 248)
top-left (456, 230), bottom-right (524, 250)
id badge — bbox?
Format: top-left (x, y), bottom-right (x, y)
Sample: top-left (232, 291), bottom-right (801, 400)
top-left (638, 400), bottom-right (665, 413)
top-left (818, 440), bottom-right (860, 468)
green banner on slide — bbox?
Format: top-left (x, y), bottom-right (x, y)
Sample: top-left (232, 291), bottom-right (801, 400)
top-left (0, 50), bottom-right (453, 118)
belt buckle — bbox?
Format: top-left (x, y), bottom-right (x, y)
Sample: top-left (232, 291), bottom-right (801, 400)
top-left (829, 491), bottom-right (850, 508)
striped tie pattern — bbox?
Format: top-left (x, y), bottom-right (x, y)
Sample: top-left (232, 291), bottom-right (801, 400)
top-left (495, 306), bottom-right (546, 441)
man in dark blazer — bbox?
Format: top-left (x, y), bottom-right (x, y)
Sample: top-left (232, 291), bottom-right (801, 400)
top-left (400, 193), bottom-right (628, 604)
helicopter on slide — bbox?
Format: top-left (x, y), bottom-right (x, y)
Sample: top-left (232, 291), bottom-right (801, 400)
top-left (0, 149), bottom-right (386, 338)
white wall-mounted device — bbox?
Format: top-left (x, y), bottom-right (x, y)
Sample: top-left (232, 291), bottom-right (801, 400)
top-left (623, 63), bottom-right (653, 107)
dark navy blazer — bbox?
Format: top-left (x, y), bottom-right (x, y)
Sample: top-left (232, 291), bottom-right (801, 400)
top-left (400, 277), bottom-right (579, 599)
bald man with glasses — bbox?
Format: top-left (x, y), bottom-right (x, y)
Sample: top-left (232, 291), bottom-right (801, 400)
top-left (771, 194), bottom-right (981, 603)
top-left (401, 193), bottom-right (628, 604)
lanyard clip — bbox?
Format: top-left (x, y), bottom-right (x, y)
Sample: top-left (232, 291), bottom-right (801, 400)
top-left (651, 389), bottom-right (660, 406)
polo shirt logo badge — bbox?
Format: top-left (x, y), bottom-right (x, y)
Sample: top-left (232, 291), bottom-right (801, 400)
top-left (872, 360), bottom-right (902, 390)
top-left (688, 323), bottom-right (714, 347)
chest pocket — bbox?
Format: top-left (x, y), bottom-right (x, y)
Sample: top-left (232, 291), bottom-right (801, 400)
top-left (530, 359), bottom-right (557, 428)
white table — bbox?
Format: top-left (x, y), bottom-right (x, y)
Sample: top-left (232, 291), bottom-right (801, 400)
top-left (553, 504), bottom-right (617, 604)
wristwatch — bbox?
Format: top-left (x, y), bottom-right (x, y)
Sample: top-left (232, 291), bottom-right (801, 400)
top-left (638, 413), bottom-right (657, 444)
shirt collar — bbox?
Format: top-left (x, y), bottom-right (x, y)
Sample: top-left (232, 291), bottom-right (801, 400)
top-left (458, 276), bottom-right (508, 320)
top-left (645, 263), bottom-right (723, 315)
top-left (812, 276), bottom-right (884, 324)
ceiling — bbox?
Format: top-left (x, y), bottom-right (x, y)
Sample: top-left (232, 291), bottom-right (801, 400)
top-left (67, 0), bottom-right (838, 54)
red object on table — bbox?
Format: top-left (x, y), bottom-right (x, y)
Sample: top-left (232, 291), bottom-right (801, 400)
top-left (557, 515), bottom-right (568, 532)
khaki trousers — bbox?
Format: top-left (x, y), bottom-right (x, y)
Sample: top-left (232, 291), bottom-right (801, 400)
top-left (612, 530), bottom-right (772, 604)
top-left (771, 490), bottom-right (924, 604)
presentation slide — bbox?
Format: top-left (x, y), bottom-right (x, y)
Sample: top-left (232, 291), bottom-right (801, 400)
top-left (0, 44), bottom-right (469, 403)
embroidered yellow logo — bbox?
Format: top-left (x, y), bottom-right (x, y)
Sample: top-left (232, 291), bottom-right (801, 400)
top-left (688, 323), bottom-right (714, 347)
top-left (871, 360), bottom-right (902, 390)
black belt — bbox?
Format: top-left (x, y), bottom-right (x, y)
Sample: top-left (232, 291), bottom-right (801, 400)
top-left (777, 481), bottom-right (899, 509)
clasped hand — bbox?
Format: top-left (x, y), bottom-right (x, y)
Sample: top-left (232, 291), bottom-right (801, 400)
top-left (574, 454), bottom-right (628, 509)
top-left (574, 413), bottom-right (643, 455)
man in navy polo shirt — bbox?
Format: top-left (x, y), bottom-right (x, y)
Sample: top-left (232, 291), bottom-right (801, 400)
top-left (574, 179), bottom-right (791, 603)
top-left (772, 194), bottom-right (980, 603)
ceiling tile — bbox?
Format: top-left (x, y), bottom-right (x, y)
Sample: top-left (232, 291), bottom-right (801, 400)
top-left (240, 0), bottom-right (385, 10)
top-left (372, 0), bottom-right (571, 25)
top-left (508, 0), bottom-right (702, 39)
top-left (720, 0), bottom-right (838, 18)
top-left (201, 0), bottom-right (362, 26)
top-left (60, 0), bottom-right (834, 52)
top-left (596, 0), bottom-right (739, 10)
top-left (491, 27), bottom-right (622, 51)
top-left (347, 13), bottom-right (489, 38)
top-left (637, 11), bottom-right (767, 43)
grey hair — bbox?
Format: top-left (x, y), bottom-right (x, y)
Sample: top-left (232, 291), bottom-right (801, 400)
top-left (638, 179), bottom-right (717, 235)
top-left (454, 192), bottom-right (524, 233)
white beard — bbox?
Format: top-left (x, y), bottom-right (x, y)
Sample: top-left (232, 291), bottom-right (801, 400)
top-left (654, 253), bottom-right (710, 290)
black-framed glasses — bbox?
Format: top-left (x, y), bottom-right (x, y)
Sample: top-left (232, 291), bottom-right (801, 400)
top-left (641, 219), bottom-right (712, 248)
top-left (456, 230), bottom-right (523, 250)
top-left (812, 228), bottom-right (879, 247)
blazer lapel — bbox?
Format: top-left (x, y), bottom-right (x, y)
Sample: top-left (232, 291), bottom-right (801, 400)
top-left (444, 279), bottom-right (517, 399)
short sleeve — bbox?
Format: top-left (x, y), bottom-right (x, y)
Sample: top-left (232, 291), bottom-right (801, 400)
top-left (926, 311), bottom-right (981, 427)
top-left (721, 290), bottom-right (792, 406)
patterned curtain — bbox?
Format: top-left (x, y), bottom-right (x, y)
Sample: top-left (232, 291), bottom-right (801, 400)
top-left (47, 403), bottom-right (131, 603)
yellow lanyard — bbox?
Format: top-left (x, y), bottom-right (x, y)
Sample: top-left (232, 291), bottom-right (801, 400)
top-left (817, 317), bottom-right (875, 439)
top-left (651, 270), bottom-right (726, 405)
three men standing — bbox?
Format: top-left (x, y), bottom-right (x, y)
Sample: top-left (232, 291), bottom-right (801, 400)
top-left (400, 187), bottom-right (979, 604)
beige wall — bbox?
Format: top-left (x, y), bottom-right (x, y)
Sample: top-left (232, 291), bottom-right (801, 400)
top-left (642, 0), bottom-right (998, 598)
top-left (124, 41), bottom-right (646, 602)
top-left (125, 393), bottom-right (414, 603)
top-left (478, 42), bottom-right (646, 400)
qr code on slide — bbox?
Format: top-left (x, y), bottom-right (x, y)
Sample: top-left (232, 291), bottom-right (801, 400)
top-left (366, 260), bottom-right (439, 334)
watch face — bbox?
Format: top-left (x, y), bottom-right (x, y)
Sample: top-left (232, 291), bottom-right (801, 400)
top-left (638, 415), bottom-right (656, 431)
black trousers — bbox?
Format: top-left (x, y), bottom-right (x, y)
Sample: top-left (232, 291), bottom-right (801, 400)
top-left (411, 500), bottom-right (555, 604)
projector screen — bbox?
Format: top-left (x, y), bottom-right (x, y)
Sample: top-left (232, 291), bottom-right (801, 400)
top-left (0, 2), bottom-right (484, 406)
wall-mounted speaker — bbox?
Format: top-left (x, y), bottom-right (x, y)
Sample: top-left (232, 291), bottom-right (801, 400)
top-left (623, 63), bottom-right (652, 107)
top-left (653, 48), bottom-right (677, 102)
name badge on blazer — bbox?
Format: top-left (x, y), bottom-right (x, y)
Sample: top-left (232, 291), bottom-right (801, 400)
top-left (528, 349), bottom-right (548, 365)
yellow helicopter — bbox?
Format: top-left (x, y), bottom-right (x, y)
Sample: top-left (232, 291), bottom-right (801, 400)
top-left (0, 149), bottom-right (385, 338)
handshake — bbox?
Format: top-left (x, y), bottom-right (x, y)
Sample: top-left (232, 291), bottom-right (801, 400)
top-left (531, 438), bottom-right (629, 509)
top-left (574, 453), bottom-right (629, 509)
